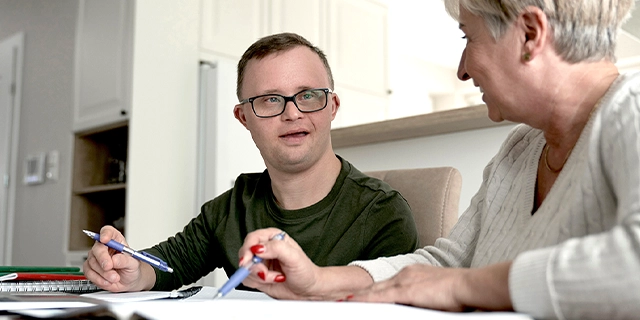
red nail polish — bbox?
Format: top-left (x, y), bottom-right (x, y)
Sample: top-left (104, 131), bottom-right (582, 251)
top-left (346, 294), bottom-right (354, 300)
top-left (238, 257), bottom-right (244, 265)
top-left (258, 271), bottom-right (266, 281)
top-left (274, 275), bottom-right (286, 283)
top-left (250, 244), bottom-right (265, 254)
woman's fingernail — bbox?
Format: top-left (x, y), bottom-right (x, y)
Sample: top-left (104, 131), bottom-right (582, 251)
top-left (346, 294), bottom-right (354, 301)
top-left (250, 244), bottom-right (265, 254)
top-left (239, 257), bottom-right (244, 265)
top-left (258, 271), bottom-right (266, 281)
top-left (274, 275), bottom-right (286, 283)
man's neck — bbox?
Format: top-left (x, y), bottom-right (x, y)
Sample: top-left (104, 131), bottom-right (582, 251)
top-left (269, 153), bottom-right (342, 210)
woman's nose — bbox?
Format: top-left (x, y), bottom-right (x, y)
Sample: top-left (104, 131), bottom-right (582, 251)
top-left (457, 49), bottom-right (470, 81)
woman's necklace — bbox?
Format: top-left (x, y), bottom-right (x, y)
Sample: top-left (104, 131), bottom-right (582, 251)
top-left (543, 97), bottom-right (604, 173)
top-left (543, 143), bottom-right (570, 173)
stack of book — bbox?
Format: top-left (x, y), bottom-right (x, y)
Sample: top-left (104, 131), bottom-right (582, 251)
top-left (0, 266), bottom-right (101, 294)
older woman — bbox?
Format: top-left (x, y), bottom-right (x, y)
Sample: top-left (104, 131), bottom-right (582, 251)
top-left (237, 0), bottom-right (639, 318)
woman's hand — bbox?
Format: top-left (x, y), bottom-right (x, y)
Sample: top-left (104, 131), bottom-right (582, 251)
top-left (82, 225), bottom-right (156, 292)
top-left (345, 261), bottom-right (513, 311)
top-left (239, 228), bottom-right (373, 300)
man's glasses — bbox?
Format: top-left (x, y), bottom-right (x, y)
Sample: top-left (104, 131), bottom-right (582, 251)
top-left (238, 88), bottom-right (332, 118)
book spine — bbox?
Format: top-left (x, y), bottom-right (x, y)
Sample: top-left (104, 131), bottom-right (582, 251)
top-left (0, 266), bottom-right (81, 273)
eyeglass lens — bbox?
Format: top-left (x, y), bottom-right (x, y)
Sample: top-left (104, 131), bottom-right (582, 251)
top-left (252, 89), bottom-right (328, 117)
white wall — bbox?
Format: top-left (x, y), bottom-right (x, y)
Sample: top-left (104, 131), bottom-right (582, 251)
top-left (126, 0), bottom-right (201, 248)
top-left (334, 123), bottom-right (517, 216)
top-left (0, 0), bottom-right (77, 266)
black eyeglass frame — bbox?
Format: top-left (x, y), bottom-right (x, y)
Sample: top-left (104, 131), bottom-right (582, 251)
top-left (238, 88), bottom-right (333, 118)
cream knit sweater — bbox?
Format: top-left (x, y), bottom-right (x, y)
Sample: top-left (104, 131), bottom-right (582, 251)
top-left (351, 72), bottom-right (640, 320)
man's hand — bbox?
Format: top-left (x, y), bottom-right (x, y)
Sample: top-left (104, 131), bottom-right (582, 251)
top-left (82, 225), bottom-right (156, 292)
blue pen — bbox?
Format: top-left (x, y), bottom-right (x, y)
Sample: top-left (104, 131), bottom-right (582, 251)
top-left (83, 230), bottom-right (174, 273)
top-left (215, 232), bottom-right (286, 298)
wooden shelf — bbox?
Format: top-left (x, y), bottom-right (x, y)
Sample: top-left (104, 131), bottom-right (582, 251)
top-left (331, 104), bottom-right (515, 148)
top-left (74, 183), bottom-right (126, 195)
top-left (69, 122), bottom-right (128, 251)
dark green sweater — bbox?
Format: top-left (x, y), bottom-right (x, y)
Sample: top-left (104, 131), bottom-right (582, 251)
top-left (146, 156), bottom-right (418, 290)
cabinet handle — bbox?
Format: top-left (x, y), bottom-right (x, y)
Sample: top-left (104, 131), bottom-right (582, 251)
top-left (120, 109), bottom-right (127, 116)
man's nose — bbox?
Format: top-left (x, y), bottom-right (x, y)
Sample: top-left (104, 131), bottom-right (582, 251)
top-left (281, 100), bottom-right (302, 119)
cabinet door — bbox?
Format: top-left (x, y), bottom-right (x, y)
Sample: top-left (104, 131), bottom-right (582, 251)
top-left (270, 0), bottom-right (326, 49)
top-left (200, 0), bottom-right (268, 59)
top-left (73, 0), bottom-right (133, 132)
top-left (327, 0), bottom-right (388, 96)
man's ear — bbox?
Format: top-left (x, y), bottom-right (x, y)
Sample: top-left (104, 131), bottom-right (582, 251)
top-left (330, 92), bottom-right (340, 120)
top-left (233, 105), bottom-right (250, 129)
top-left (518, 6), bottom-right (549, 62)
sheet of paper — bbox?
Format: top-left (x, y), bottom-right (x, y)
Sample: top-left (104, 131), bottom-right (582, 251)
top-left (81, 286), bottom-right (270, 302)
top-left (0, 294), bottom-right (99, 311)
top-left (82, 290), bottom-right (175, 303)
top-left (118, 299), bottom-right (533, 320)
top-left (221, 289), bottom-right (273, 300)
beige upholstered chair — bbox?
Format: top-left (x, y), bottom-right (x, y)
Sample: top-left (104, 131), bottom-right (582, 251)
top-left (365, 167), bottom-right (462, 247)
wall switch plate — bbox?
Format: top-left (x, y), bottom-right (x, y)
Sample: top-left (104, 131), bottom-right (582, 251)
top-left (46, 150), bottom-right (59, 181)
top-left (24, 153), bottom-right (46, 185)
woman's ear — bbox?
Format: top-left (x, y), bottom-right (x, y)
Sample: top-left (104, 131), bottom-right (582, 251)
top-left (518, 6), bottom-right (549, 62)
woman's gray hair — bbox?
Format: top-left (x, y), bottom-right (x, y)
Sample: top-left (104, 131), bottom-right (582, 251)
top-left (443, 0), bottom-right (635, 63)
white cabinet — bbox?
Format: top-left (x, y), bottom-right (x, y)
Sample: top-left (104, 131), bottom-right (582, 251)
top-left (327, 0), bottom-right (389, 127)
top-left (327, 0), bottom-right (388, 96)
top-left (269, 0), bottom-right (326, 48)
top-left (200, 0), bottom-right (268, 59)
top-left (199, 0), bottom-right (390, 128)
top-left (73, 0), bottom-right (133, 132)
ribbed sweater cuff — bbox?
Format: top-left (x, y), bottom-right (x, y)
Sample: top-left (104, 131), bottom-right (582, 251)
top-left (509, 247), bottom-right (557, 319)
top-left (348, 258), bottom-right (398, 282)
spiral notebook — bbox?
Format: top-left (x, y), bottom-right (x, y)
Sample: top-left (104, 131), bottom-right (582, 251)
top-left (0, 280), bottom-right (101, 294)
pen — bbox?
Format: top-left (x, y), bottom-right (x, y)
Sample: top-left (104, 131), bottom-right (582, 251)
top-left (215, 232), bottom-right (286, 298)
top-left (83, 230), bottom-right (174, 273)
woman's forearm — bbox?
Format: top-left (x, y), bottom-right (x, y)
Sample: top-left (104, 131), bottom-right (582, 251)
top-left (313, 265), bottom-right (374, 300)
top-left (458, 261), bottom-right (513, 310)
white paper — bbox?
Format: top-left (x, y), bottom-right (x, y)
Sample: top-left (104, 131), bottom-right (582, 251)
top-left (0, 294), bottom-right (97, 311)
top-left (82, 290), bottom-right (176, 303)
top-left (125, 299), bottom-right (533, 320)
top-left (81, 286), bottom-right (272, 302)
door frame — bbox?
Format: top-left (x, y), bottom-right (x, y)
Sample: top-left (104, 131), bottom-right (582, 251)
top-left (0, 32), bottom-right (24, 265)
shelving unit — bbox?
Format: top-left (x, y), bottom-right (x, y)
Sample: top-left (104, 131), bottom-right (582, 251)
top-left (69, 120), bottom-right (128, 251)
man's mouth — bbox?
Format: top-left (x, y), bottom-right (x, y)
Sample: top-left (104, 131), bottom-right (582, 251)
top-left (280, 130), bottom-right (309, 138)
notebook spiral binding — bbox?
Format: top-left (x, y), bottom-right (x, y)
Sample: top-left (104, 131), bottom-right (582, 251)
top-left (0, 280), bottom-right (101, 294)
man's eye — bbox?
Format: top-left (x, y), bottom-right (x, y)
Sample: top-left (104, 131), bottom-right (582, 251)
top-left (265, 96), bottom-right (282, 104)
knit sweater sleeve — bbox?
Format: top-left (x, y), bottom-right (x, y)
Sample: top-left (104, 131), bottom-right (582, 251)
top-left (509, 72), bottom-right (640, 319)
top-left (349, 148), bottom-right (498, 281)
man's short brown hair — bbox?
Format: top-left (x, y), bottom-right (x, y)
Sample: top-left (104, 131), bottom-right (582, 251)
top-left (236, 32), bottom-right (334, 100)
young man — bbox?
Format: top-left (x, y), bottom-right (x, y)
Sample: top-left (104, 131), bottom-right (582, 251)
top-left (83, 33), bottom-right (418, 292)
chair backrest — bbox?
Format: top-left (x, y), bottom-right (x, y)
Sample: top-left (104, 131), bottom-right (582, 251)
top-left (365, 167), bottom-right (462, 247)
